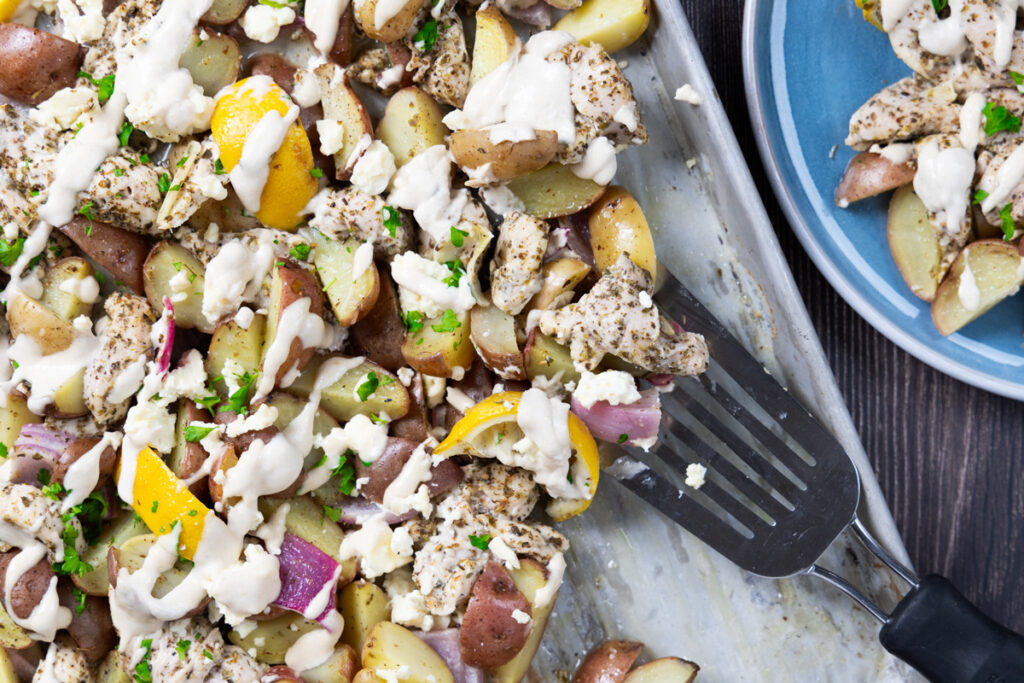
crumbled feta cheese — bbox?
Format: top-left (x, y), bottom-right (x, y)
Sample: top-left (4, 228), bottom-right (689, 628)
top-left (168, 269), bottom-right (191, 303)
top-left (396, 367), bottom-right (415, 386)
top-left (315, 119), bottom-right (346, 157)
top-left (422, 375), bottom-right (446, 408)
top-left (123, 400), bottom-right (176, 455)
top-left (674, 83), bottom-right (703, 106)
top-left (337, 514), bottom-right (413, 578)
top-left (390, 251), bottom-right (476, 319)
top-left (638, 291), bottom-right (653, 309)
top-left (685, 463), bottom-right (707, 490)
top-left (350, 140), bottom-right (397, 196)
top-left (292, 69), bottom-right (322, 108)
top-left (573, 370), bottom-right (641, 409)
top-left (196, 171), bottom-right (228, 201)
top-left (29, 87), bottom-right (98, 131)
top-left (225, 403), bottom-right (279, 437)
top-left (487, 536), bottom-right (520, 570)
top-left (511, 609), bottom-right (531, 624)
top-left (241, 4), bottom-right (296, 43)
top-left (57, 0), bottom-right (105, 43)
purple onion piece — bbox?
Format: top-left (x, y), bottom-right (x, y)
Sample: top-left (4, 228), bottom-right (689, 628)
top-left (416, 629), bottom-right (487, 683)
top-left (335, 497), bottom-right (416, 526)
top-left (570, 389), bottom-right (662, 446)
top-left (11, 424), bottom-right (77, 486)
top-left (272, 533), bottom-right (340, 625)
top-left (647, 373), bottom-right (675, 387)
top-left (157, 297), bottom-right (175, 375)
top-left (504, 1), bottom-right (552, 27)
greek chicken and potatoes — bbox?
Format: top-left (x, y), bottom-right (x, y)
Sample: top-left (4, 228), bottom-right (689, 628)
top-left (0, 0), bottom-right (704, 681)
top-left (841, 0), bottom-right (1024, 335)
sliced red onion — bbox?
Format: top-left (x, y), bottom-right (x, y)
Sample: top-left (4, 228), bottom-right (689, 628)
top-left (647, 373), bottom-right (675, 387)
top-left (272, 533), bottom-right (339, 625)
top-left (571, 389), bottom-right (662, 447)
top-left (334, 497), bottom-right (416, 525)
top-left (416, 629), bottom-right (487, 683)
top-left (9, 424), bottom-right (77, 486)
top-left (555, 213), bottom-right (596, 268)
top-left (157, 297), bottom-right (176, 375)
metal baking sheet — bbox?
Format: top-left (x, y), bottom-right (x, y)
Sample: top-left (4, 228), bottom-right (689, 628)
top-left (531, 2), bottom-right (920, 681)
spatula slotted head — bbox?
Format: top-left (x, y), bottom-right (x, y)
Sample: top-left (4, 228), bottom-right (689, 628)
top-left (608, 278), bottom-right (860, 579)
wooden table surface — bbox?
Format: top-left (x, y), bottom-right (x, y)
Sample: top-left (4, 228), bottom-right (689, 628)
top-left (678, 0), bottom-right (1024, 632)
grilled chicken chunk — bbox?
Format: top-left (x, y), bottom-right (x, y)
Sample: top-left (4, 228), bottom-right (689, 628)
top-left (490, 212), bottom-right (549, 316)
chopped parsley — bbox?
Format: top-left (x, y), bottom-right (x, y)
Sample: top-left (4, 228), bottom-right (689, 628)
top-left (930, 0), bottom-right (947, 11)
top-left (157, 173), bottom-right (172, 194)
top-left (175, 639), bottom-right (191, 660)
top-left (382, 205), bottom-right (401, 237)
top-left (450, 226), bottom-right (468, 247)
top-left (617, 433), bottom-right (629, 444)
top-left (432, 309), bottom-right (462, 333)
top-left (134, 638), bottom-right (153, 682)
top-left (999, 202), bottom-right (1016, 240)
top-left (195, 392), bottom-right (220, 412)
top-left (220, 370), bottom-right (258, 415)
top-left (310, 168), bottom-right (324, 179)
top-left (183, 425), bottom-right (216, 442)
top-left (403, 310), bottom-right (425, 334)
top-left (77, 70), bottom-right (115, 104)
top-left (78, 201), bottom-right (96, 222)
top-left (151, 500), bottom-right (158, 513)
top-left (442, 259), bottom-right (464, 288)
top-left (357, 372), bottom-right (379, 402)
top-left (972, 189), bottom-right (989, 205)
top-left (368, 413), bottom-right (388, 425)
top-left (0, 444), bottom-right (7, 459)
top-left (52, 520), bottom-right (93, 576)
top-left (118, 121), bottom-right (133, 146)
top-left (289, 243), bottom-right (311, 261)
top-left (114, 168), bottom-right (125, 177)
top-left (203, 649), bottom-right (214, 660)
top-left (413, 20), bottom-right (439, 52)
top-left (468, 534), bottom-right (491, 550)
top-left (982, 101), bottom-right (1021, 137)
top-left (1013, 72), bottom-right (1024, 86)
top-left (73, 587), bottom-right (87, 615)
top-left (322, 505), bottom-right (343, 523)
top-left (333, 451), bottom-right (356, 496)
top-left (0, 237), bottom-right (26, 267)
top-left (176, 156), bottom-right (188, 168)
top-left (214, 158), bottom-right (226, 175)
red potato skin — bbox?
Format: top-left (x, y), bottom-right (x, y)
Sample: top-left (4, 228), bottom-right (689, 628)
top-left (460, 561), bottom-right (532, 669)
top-left (331, 6), bottom-right (355, 66)
top-left (390, 372), bottom-right (429, 442)
top-left (835, 152), bottom-right (915, 206)
top-left (57, 581), bottom-right (115, 663)
top-left (351, 272), bottom-right (406, 371)
top-left (249, 53), bottom-right (298, 94)
top-left (572, 641), bottom-right (644, 683)
top-left (0, 24), bottom-right (83, 105)
top-left (52, 436), bottom-right (117, 484)
top-left (426, 458), bottom-right (463, 498)
top-left (385, 43), bottom-right (416, 89)
top-left (59, 217), bottom-right (149, 295)
top-left (263, 666), bottom-right (304, 682)
top-left (354, 437), bottom-right (418, 503)
top-left (0, 551), bottom-right (55, 621)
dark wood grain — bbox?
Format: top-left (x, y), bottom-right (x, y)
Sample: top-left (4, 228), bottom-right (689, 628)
top-left (679, 0), bottom-right (1024, 632)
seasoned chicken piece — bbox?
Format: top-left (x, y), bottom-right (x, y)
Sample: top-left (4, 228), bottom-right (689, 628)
top-left (33, 639), bottom-right (94, 683)
top-left (307, 186), bottom-right (414, 256)
top-left (155, 139), bottom-right (228, 233)
top-left (883, 0), bottom-right (966, 80)
top-left (405, 10), bottom-right (471, 108)
top-left (85, 155), bottom-right (162, 233)
top-left (911, 134), bottom-right (974, 278)
top-left (976, 135), bottom-right (1024, 228)
top-left (540, 255), bottom-right (710, 375)
top-left (0, 171), bottom-right (37, 235)
top-left (846, 76), bottom-right (961, 150)
top-left (957, 0), bottom-right (1024, 78)
top-left (0, 105), bottom-right (59, 199)
top-left (0, 484), bottom-right (67, 558)
top-left (347, 47), bottom-right (398, 94)
top-left (80, 0), bottom-right (159, 79)
top-left (118, 618), bottom-right (242, 682)
top-left (489, 212), bottom-right (549, 316)
top-left (213, 647), bottom-right (267, 682)
top-left (414, 463), bottom-right (564, 614)
top-left (84, 293), bottom-right (155, 425)
top-left (555, 42), bottom-right (647, 163)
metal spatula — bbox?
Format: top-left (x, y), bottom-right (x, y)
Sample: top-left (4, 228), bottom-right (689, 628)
top-left (606, 275), bottom-right (1024, 683)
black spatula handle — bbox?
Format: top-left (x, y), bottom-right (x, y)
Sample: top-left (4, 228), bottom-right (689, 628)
top-left (879, 575), bottom-right (1024, 683)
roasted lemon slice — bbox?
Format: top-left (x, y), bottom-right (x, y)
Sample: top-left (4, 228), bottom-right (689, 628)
top-left (435, 391), bottom-right (600, 521)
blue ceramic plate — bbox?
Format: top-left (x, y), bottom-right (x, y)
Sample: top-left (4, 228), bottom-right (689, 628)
top-left (743, 0), bottom-right (1024, 399)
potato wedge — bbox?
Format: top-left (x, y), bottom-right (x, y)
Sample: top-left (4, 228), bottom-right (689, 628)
top-left (301, 643), bottom-right (359, 683)
top-left (470, 304), bottom-right (526, 380)
top-left (169, 401), bottom-right (213, 499)
top-left (572, 641), bottom-right (643, 683)
top-left (0, 647), bottom-right (17, 683)
top-left (361, 621), bottom-right (454, 683)
top-left (350, 274), bottom-right (406, 371)
top-left (471, 5), bottom-right (519, 87)
top-left (289, 355), bottom-right (411, 422)
top-left (259, 496), bottom-right (354, 587)
top-left (351, 670), bottom-right (378, 683)
top-left (460, 562), bottom-right (532, 669)
top-left (207, 314), bottom-right (268, 397)
top-left (525, 258), bottom-right (591, 312)
top-left (264, 263), bottom-right (326, 387)
top-left (354, 0), bottom-right (424, 43)
top-left (249, 53), bottom-right (298, 94)
top-left (622, 657), bottom-right (699, 683)
top-left (229, 612), bottom-right (320, 665)
top-left (0, 23), bottom-right (83, 105)
top-left (887, 185), bottom-right (943, 302)
top-left (40, 257), bottom-right (95, 323)
top-left (142, 241), bottom-right (213, 332)
top-left (315, 64), bottom-right (374, 180)
top-left (377, 87), bottom-right (448, 168)
top-left (201, 0), bottom-right (247, 25)
top-left (491, 559), bottom-right (556, 683)
top-left (7, 292), bottom-right (75, 355)
top-left (553, 0), bottom-right (651, 54)
top-left (401, 310), bottom-right (475, 378)
top-left (72, 512), bottom-right (149, 597)
top-left (836, 152), bottom-right (914, 206)
top-left (59, 217), bottom-right (149, 295)
top-left (315, 238), bottom-right (380, 326)
top-left (339, 581), bottom-right (390, 655)
top-left (524, 331), bottom-right (580, 384)
top-left (96, 650), bottom-right (131, 683)
top-left (931, 240), bottom-right (1024, 336)
top-left (507, 163), bottom-right (606, 219)
top-left (109, 535), bottom-right (207, 615)
top-left (588, 186), bottom-right (657, 276)
top-left (450, 130), bottom-right (559, 183)
top-left (0, 392), bottom-right (41, 455)
top-left (180, 29), bottom-right (241, 96)
top-left (51, 368), bottom-right (88, 419)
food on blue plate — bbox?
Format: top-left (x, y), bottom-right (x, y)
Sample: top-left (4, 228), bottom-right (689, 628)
top-left (0, 0), bottom-right (710, 680)
top-left (839, 0), bottom-right (1024, 335)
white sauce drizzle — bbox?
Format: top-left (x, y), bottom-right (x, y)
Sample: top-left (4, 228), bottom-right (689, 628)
top-left (254, 297), bottom-right (331, 399)
top-left (61, 432), bottom-right (123, 513)
top-left (305, 0), bottom-right (351, 55)
top-left (981, 144), bottom-right (1024, 214)
top-left (388, 145), bottom-right (471, 244)
top-left (958, 92), bottom-right (986, 153)
top-left (228, 104), bottom-right (300, 213)
top-left (958, 248), bottom-right (981, 311)
top-left (912, 140), bottom-right (974, 234)
top-left (570, 137), bottom-right (617, 186)
top-left (0, 521), bottom-right (71, 641)
top-left (513, 388), bottom-right (579, 499)
top-left (533, 551), bottom-right (565, 609)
